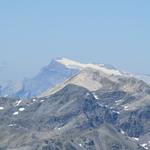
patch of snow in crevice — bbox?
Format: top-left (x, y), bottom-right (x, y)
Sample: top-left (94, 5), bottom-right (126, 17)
top-left (40, 100), bottom-right (45, 102)
top-left (0, 107), bottom-right (4, 110)
top-left (115, 100), bottom-right (122, 105)
top-left (112, 110), bottom-right (120, 115)
top-left (141, 143), bottom-right (148, 149)
top-left (32, 99), bottom-right (37, 102)
top-left (8, 124), bottom-right (16, 127)
top-left (19, 107), bottom-right (25, 112)
top-left (93, 93), bottom-right (99, 100)
top-left (79, 143), bottom-right (82, 147)
top-left (121, 129), bottom-right (125, 135)
top-left (13, 111), bottom-right (19, 115)
top-left (54, 127), bottom-right (61, 131)
top-left (105, 105), bottom-right (108, 108)
top-left (16, 100), bottom-right (22, 106)
top-left (131, 137), bottom-right (139, 141)
top-left (123, 105), bottom-right (129, 111)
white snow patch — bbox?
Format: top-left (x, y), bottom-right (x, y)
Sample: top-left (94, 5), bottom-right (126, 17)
top-left (121, 129), bottom-right (125, 135)
top-left (0, 107), bottom-right (4, 110)
top-left (32, 99), bottom-right (37, 102)
top-left (105, 105), bottom-right (108, 108)
top-left (141, 143), bottom-right (148, 149)
top-left (79, 144), bottom-right (82, 147)
top-left (112, 110), bottom-right (120, 115)
top-left (40, 100), bottom-right (45, 102)
top-left (115, 100), bottom-right (122, 105)
top-left (19, 107), bottom-right (25, 112)
top-left (13, 111), bottom-right (19, 115)
top-left (8, 124), bottom-right (16, 127)
top-left (16, 100), bottom-right (22, 106)
top-left (123, 106), bottom-right (129, 111)
top-left (93, 93), bottom-right (99, 100)
top-left (54, 127), bottom-right (61, 131)
top-left (132, 137), bottom-right (139, 141)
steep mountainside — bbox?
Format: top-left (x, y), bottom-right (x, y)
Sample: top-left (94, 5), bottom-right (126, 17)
top-left (16, 59), bottom-right (79, 98)
top-left (40, 67), bottom-right (150, 100)
top-left (38, 66), bottom-right (150, 149)
top-left (1, 58), bottom-right (150, 99)
top-left (0, 84), bottom-right (144, 150)
top-left (17, 57), bottom-right (124, 98)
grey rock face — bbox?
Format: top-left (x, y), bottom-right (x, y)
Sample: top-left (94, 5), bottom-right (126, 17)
top-left (120, 106), bottom-right (150, 138)
top-left (16, 59), bottom-right (79, 98)
top-left (0, 84), bottom-right (144, 150)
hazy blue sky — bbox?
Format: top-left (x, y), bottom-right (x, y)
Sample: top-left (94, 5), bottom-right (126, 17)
top-left (0, 0), bottom-right (150, 81)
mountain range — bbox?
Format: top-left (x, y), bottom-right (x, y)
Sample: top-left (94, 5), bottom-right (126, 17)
top-left (0, 58), bottom-right (150, 99)
top-left (0, 58), bottom-right (150, 149)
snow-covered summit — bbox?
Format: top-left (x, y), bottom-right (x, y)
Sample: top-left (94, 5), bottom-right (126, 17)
top-left (56, 57), bottom-right (122, 76)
